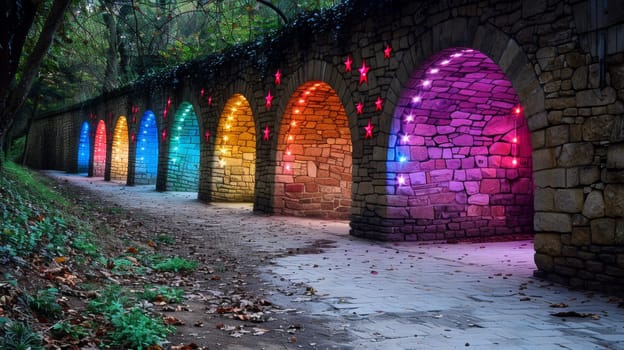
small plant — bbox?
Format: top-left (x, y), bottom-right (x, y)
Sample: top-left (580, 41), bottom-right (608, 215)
top-left (155, 234), bottom-right (175, 245)
top-left (27, 288), bottom-right (62, 319)
top-left (110, 257), bottom-right (146, 276)
top-left (51, 321), bottom-right (89, 340)
top-left (0, 321), bottom-right (45, 350)
top-left (87, 285), bottom-right (128, 315)
top-left (140, 285), bottom-right (184, 304)
top-left (108, 308), bottom-right (174, 349)
top-left (152, 256), bottom-right (197, 272)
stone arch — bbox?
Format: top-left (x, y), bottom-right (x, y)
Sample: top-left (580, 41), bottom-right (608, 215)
top-left (135, 110), bottom-right (159, 185)
top-left (93, 120), bottom-right (107, 177)
top-left (352, 20), bottom-right (544, 240)
top-left (387, 48), bottom-right (533, 240)
top-left (212, 94), bottom-right (256, 201)
top-left (111, 116), bottom-right (129, 182)
top-left (77, 121), bottom-right (90, 173)
top-left (273, 81), bottom-right (353, 219)
top-left (167, 101), bottom-right (201, 191)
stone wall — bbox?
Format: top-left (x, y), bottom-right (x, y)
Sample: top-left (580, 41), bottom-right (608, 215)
top-left (24, 0), bottom-right (624, 294)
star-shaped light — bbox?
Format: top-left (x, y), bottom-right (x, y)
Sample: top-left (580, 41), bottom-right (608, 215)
top-left (263, 125), bottom-right (270, 141)
top-left (204, 130), bottom-right (211, 142)
top-left (397, 175), bottom-right (406, 185)
top-left (384, 44), bottom-right (392, 59)
top-left (401, 134), bottom-right (409, 143)
top-left (207, 96), bottom-right (213, 106)
top-left (163, 108), bottom-right (168, 119)
top-left (265, 90), bottom-right (273, 109)
top-left (358, 60), bottom-right (370, 84)
top-left (161, 129), bottom-right (167, 141)
top-left (364, 119), bottom-right (374, 139)
top-left (131, 133), bottom-right (135, 144)
top-left (200, 88), bottom-right (205, 97)
top-left (166, 97), bottom-right (171, 107)
top-left (275, 69), bottom-right (281, 85)
top-left (514, 105), bottom-right (522, 115)
top-left (375, 96), bottom-right (383, 111)
top-left (356, 101), bottom-right (364, 115)
top-left (344, 55), bottom-right (353, 72)
top-left (405, 113), bottom-right (414, 122)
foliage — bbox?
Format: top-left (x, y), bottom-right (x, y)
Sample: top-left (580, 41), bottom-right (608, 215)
top-left (140, 285), bottom-right (185, 304)
top-left (152, 256), bottom-right (198, 272)
top-left (109, 308), bottom-right (174, 349)
top-left (6, 136), bottom-right (26, 163)
top-left (51, 321), bottom-right (89, 340)
top-left (0, 321), bottom-right (45, 350)
top-left (27, 288), bottom-right (63, 319)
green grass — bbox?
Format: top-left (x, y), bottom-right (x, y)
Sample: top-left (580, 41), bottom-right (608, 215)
top-left (152, 256), bottom-right (198, 272)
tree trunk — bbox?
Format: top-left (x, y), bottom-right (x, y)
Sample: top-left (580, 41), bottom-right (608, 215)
top-left (0, 0), bottom-right (72, 145)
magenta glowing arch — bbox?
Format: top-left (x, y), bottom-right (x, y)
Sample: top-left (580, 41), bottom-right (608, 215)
top-left (387, 48), bottom-right (533, 240)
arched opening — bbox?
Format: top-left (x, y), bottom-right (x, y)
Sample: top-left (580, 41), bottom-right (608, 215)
top-left (110, 116), bottom-right (129, 182)
top-left (135, 111), bottom-right (159, 185)
top-left (77, 121), bottom-right (90, 173)
top-left (93, 120), bottom-right (107, 177)
top-left (274, 81), bottom-right (352, 219)
top-left (388, 48), bottom-right (533, 240)
top-left (213, 94), bottom-right (256, 201)
top-left (167, 102), bottom-right (200, 192)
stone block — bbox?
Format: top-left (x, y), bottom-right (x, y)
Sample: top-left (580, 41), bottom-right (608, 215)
top-left (604, 184), bottom-right (624, 217)
top-left (468, 194), bottom-right (489, 205)
top-left (582, 115), bottom-right (616, 141)
top-left (534, 253), bottom-right (554, 271)
top-left (607, 143), bottom-right (624, 169)
top-left (557, 143), bottom-right (594, 167)
top-left (534, 233), bottom-right (562, 256)
top-left (453, 134), bottom-right (474, 146)
top-left (483, 116), bottom-right (514, 136)
top-left (534, 188), bottom-right (555, 211)
top-left (582, 190), bottom-right (605, 218)
top-left (480, 179), bottom-right (501, 194)
top-left (579, 166), bottom-right (601, 185)
top-left (571, 66), bottom-right (588, 90)
top-left (489, 142), bottom-right (511, 155)
top-left (449, 181), bottom-right (464, 191)
top-left (554, 189), bottom-right (584, 213)
top-left (545, 125), bottom-right (569, 146)
top-left (534, 212), bottom-right (572, 232)
top-left (571, 227), bottom-right (591, 246)
top-left (576, 87), bottom-right (616, 107)
top-left (534, 168), bottom-right (566, 188)
top-left (410, 206), bottom-right (434, 219)
top-left (533, 148), bottom-right (556, 170)
top-left (591, 218), bottom-right (616, 244)
top-left (465, 181), bottom-right (479, 195)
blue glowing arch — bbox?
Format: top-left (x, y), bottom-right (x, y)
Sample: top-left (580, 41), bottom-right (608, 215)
top-left (77, 122), bottom-right (90, 173)
top-left (167, 102), bottom-right (200, 191)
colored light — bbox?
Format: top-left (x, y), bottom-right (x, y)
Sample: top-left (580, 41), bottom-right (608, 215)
top-left (422, 80), bottom-right (431, 87)
top-left (401, 134), bottom-right (409, 143)
top-left (344, 55), bottom-right (353, 72)
top-left (429, 68), bottom-right (439, 74)
top-left (514, 106), bottom-right (522, 115)
top-left (207, 96), bottom-right (213, 106)
top-left (275, 69), bottom-right (282, 85)
top-left (219, 159), bottom-right (226, 167)
top-left (265, 90), bottom-right (273, 109)
top-left (384, 44), bottom-right (392, 59)
top-left (440, 59), bottom-right (450, 65)
top-left (375, 96), bottom-right (383, 111)
top-left (298, 99), bottom-right (305, 104)
top-left (200, 88), bottom-right (205, 97)
top-left (356, 101), bottom-right (364, 115)
top-left (77, 122), bottom-right (91, 173)
top-left (364, 119), bottom-right (374, 139)
top-left (205, 131), bottom-right (211, 141)
top-left (405, 114), bottom-right (414, 122)
top-left (512, 158), bottom-right (518, 166)
top-left (263, 125), bottom-right (270, 141)
top-left (399, 155), bottom-right (407, 163)
top-left (291, 121), bottom-right (296, 126)
top-left (358, 60), bottom-right (370, 84)
top-left (412, 96), bottom-right (421, 103)
top-left (513, 137), bottom-right (518, 143)
top-left (397, 175), bottom-right (406, 185)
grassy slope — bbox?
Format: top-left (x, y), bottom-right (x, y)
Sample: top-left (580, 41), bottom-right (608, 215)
top-left (0, 162), bottom-right (184, 349)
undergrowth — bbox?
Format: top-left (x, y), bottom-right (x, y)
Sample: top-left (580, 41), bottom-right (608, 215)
top-left (0, 162), bottom-right (183, 348)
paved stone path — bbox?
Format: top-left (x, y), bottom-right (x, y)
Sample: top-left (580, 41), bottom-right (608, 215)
top-left (46, 172), bottom-right (624, 350)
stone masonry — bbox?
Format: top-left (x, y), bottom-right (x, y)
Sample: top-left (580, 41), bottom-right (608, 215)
top-left (24, 0), bottom-right (624, 294)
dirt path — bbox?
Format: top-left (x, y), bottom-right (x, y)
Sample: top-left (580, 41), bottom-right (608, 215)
top-left (47, 172), bottom-right (353, 349)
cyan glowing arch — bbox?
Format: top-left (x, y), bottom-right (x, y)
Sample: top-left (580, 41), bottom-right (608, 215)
top-left (77, 121), bottom-right (90, 173)
top-left (167, 102), bottom-right (200, 191)
top-left (135, 111), bottom-right (159, 185)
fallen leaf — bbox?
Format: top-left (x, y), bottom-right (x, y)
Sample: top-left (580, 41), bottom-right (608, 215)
top-left (127, 246), bottom-right (138, 254)
top-left (54, 256), bottom-right (67, 263)
top-left (371, 270), bottom-right (378, 275)
top-left (163, 316), bottom-right (185, 325)
top-left (549, 303), bottom-right (568, 308)
top-left (551, 311), bottom-right (600, 319)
